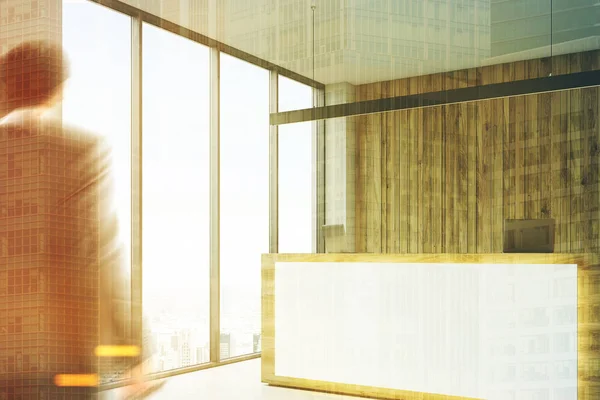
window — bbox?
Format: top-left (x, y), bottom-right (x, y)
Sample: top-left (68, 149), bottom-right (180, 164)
top-left (278, 76), bottom-right (314, 253)
top-left (219, 53), bottom-right (269, 358)
top-left (142, 24), bottom-right (210, 373)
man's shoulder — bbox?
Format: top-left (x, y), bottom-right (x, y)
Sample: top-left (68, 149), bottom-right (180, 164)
top-left (0, 108), bottom-right (105, 146)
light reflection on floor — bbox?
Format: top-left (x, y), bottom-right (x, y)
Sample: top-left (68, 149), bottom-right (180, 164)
top-left (100, 358), bottom-right (373, 400)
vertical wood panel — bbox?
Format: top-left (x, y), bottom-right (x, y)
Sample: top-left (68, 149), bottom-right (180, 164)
top-left (570, 89), bottom-right (583, 253)
top-left (503, 98), bottom-right (515, 223)
top-left (560, 90), bottom-right (571, 252)
top-left (479, 65), bottom-right (492, 86)
top-left (514, 61), bottom-right (526, 221)
top-left (380, 109), bottom-right (389, 252)
top-left (476, 100), bottom-right (491, 253)
top-left (552, 54), bottom-right (569, 76)
top-left (503, 61), bottom-right (515, 84)
top-left (467, 103), bottom-right (477, 253)
top-left (596, 87), bottom-right (600, 254)
top-left (525, 94), bottom-right (539, 220)
top-left (550, 91), bottom-right (563, 251)
top-left (570, 53), bottom-right (583, 75)
top-left (396, 82), bottom-right (409, 254)
top-left (410, 80), bottom-right (421, 253)
top-left (539, 93), bottom-right (552, 222)
top-left (491, 98), bottom-right (504, 253)
top-left (432, 105), bottom-right (443, 253)
top-left (441, 77), bottom-right (449, 253)
top-left (408, 108), bottom-right (420, 253)
top-left (550, 56), bottom-right (568, 253)
top-left (416, 108), bottom-right (424, 253)
top-left (367, 113), bottom-right (382, 253)
top-left (387, 111), bottom-right (397, 253)
top-left (493, 63), bottom-right (504, 85)
top-left (422, 108), bottom-right (432, 253)
top-left (431, 76), bottom-right (443, 254)
top-left (445, 104), bottom-right (457, 253)
top-left (382, 82), bottom-right (392, 252)
top-left (397, 119), bottom-right (409, 254)
top-left (496, 63), bottom-right (516, 241)
top-left (456, 71), bottom-right (469, 253)
top-left (457, 103), bottom-right (468, 253)
top-left (566, 71), bottom-right (580, 247)
top-left (540, 57), bottom-right (552, 78)
top-left (527, 58), bottom-right (541, 80)
top-left (409, 76), bottom-right (420, 96)
top-left (582, 87), bottom-right (598, 254)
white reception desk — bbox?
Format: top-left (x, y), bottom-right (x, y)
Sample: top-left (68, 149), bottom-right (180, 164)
top-left (261, 253), bottom-right (597, 400)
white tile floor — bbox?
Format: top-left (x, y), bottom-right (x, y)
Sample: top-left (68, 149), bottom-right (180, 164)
top-left (101, 358), bottom-right (374, 400)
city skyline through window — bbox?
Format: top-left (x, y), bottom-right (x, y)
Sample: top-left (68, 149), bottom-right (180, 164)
top-left (141, 22), bottom-right (211, 373)
top-left (220, 53), bottom-right (268, 359)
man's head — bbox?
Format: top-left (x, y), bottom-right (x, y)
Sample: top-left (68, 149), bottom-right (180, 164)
top-left (0, 40), bottom-right (69, 114)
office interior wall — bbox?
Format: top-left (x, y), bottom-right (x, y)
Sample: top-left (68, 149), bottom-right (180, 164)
top-left (353, 49), bottom-right (600, 256)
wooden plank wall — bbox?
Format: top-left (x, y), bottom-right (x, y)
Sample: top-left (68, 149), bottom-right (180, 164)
top-left (354, 50), bottom-right (600, 398)
top-left (355, 50), bottom-right (600, 256)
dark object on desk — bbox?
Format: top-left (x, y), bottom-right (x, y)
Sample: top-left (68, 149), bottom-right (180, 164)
top-left (503, 219), bottom-right (555, 253)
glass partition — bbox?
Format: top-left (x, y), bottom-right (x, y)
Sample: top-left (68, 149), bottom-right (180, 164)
top-left (278, 121), bottom-right (314, 254)
top-left (278, 76), bottom-right (315, 253)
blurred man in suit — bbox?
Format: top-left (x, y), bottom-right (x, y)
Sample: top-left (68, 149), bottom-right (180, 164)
top-left (0, 40), bottom-right (161, 399)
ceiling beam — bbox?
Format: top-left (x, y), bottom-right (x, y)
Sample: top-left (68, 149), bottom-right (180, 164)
top-left (270, 69), bottom-right (600, 125)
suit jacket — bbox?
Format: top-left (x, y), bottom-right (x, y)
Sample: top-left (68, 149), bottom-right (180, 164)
top-left (0, 107), bottom-right (133, 398)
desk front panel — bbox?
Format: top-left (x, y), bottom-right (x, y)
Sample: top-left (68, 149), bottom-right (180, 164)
top-left (262, 254), bottom-right (598, 400)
